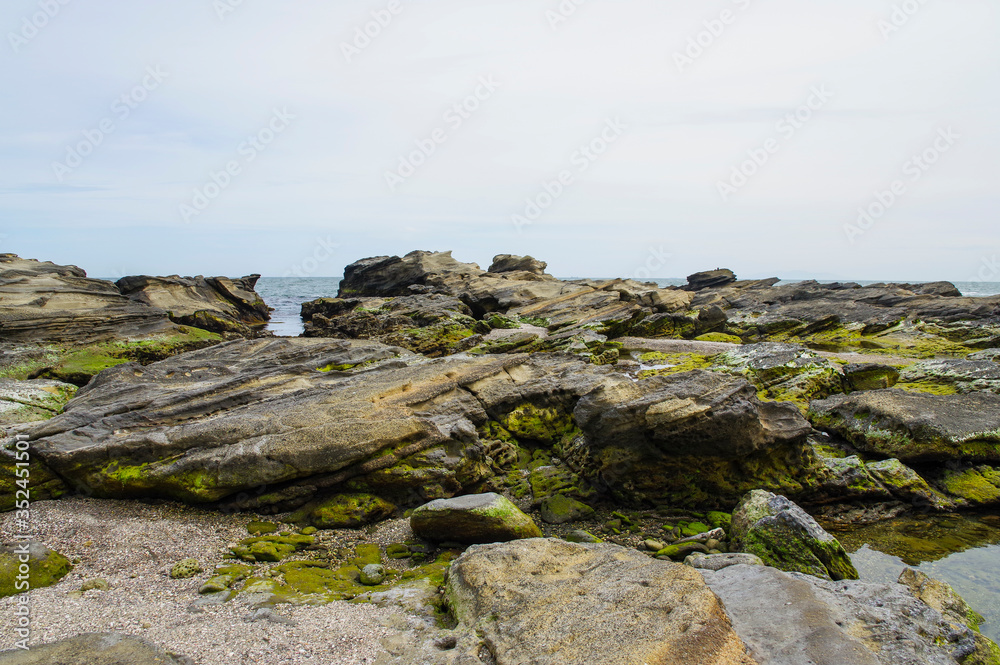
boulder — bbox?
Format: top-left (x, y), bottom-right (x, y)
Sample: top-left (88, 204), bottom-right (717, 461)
top-left (410, 493), bottom-right (541, 543)
top-left (539, 494), bottom-right (595, 524)
top-left (808, 390), bottom-right (1000, 464)
top-left (290, 492), bottom-right (396, 529)
top-left (116, 273), bottom-right (270, 336)
top-left (488, 254), bottom-right (547, 275)
top-left (0, 541), bottom-right (72, 597)
top-left (0, 633), bottom-right (193, 664)
top-left (437, 538), bottom-right (756, 664)
top-left (969, 348), bottom-right (1000, 362)
top-left (730, 490), bottom-right (858, 581)
top-left (0, 254), bottom-right (179, 344)
top-left (842, 363), bottom-right (900, 391)
top-left (566, 369), bottom-right (816, 506)
top-left (702, 563), bottom-right (989, 665)
top-left (685, 269), bottom-right (737, 291)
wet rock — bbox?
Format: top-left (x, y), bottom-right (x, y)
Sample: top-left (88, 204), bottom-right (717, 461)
top-left (730, 490), bottom-right (858, 581)
top-left (410, 493), bottom-right (541, 544)
top-left (809, 389), bottom-right (1000, 464)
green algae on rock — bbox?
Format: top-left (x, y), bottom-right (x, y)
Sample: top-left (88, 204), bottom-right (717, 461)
top-left (730, 490), bottom-right (858, 581)
top-left (410, 493), bottom-right (542, 544)
top-left (289, 493), bottom-right (396, 530)
top-left (0, 542), bottom-right (72, 597)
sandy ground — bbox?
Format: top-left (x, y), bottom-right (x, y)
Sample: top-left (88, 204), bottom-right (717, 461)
top-left (0, 498), bottom-right (421, 664)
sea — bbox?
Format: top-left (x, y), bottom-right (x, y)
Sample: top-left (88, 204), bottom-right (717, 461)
top-left (256, 277), bottom-right (1000, 337)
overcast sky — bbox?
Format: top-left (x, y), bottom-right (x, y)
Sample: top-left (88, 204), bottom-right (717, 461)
top-left (1, 0), bottom-right (998, 281)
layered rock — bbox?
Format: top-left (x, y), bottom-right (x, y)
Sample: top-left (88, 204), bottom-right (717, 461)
top-left (15, 336), bottom-right (866, 513)
top-left (0, 254), bottom-right (177, 344)
top-left (809, 390), bottom-right (1000, 464)
top-left (116, 274), bottom-right (270, 336)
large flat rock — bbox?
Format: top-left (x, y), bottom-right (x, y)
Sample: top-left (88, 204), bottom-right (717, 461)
top-left (809, 389), bottom-right (1000, 463)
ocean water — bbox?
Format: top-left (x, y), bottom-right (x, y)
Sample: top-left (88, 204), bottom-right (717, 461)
top-left (256, 277), bottom-right (1000, 337)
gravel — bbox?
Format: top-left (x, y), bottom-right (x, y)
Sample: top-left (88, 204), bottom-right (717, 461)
top-left (0, 498), bottom-right (420, 664)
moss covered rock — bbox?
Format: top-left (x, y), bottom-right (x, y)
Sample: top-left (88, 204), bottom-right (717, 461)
top-left (730, 490), bottom-right (858, 581)
top-left (842, 363), bottom-right (900, 392)
top-left (290, 493), bottom-right (396, 530)
top-left (936, 466), bottom-right (1000, 507)
top-left (411, 493), bottom-right (541, 544)
top-left (539, 495), bottom-right (595, 524)
top-left (169, 558), bottom-right (203, 579)
top-left (0, 542), bottom-right (72, 597)
top-left (229, 534), bottom-right (314, 563)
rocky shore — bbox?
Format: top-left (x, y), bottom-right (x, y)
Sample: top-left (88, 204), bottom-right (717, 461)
top-left (2, 250), bottom-right (1000, 664)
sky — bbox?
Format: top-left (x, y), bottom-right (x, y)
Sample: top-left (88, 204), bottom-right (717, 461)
top-left (1, 0), bottom-right (998, 282)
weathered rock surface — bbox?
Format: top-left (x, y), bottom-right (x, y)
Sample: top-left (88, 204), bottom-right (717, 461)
top-left (20, 335), bottom-right (865, 512)
top-left (403, 538), bottom-right (757, 664)
top-left (487, 254), bottom-right (547, 275)
top-left (117, 274), bottom-right (270, 336)
top-left (702, 563), bottom-right (990, 665)
top-left (0, 633), bottom-right (193, 664)
top-left (809, 390), bottom-right (1000, 464)
top-left (410, 493), bottom-right (541, 543)
top-left (730, 490), bottom-right (858, 581)
top-left (0, 378), bottom-right (75, 425)
top-left (843, 363), bottom-right (901, 391)
top-left (898, 358), bottom-right (1000, 394)
top-left (713, 342), bottom-right (844, 406)
top-left (565, 369), bottom-right (817, 506)
top-left (0, 254), bottom-right (178, 344)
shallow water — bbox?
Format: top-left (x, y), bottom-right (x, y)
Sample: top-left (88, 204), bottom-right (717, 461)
top-left (834, 513), bottom-right (1000, 643)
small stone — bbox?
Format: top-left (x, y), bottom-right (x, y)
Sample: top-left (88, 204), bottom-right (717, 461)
top-left (169, 558), bottom-right (203, 580)
top-left (644, 539), bottom-right (666, 552)
top-left (300, 526), bottom-right (318, 535)
top-left (80, 578), bottom-right (110, 592)
top-left (247, 521), bottom-right (278, 535)
top-left (360, 564), bottom-right (387, 586)
top-left (564, 530), bottom-right (602, 544)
